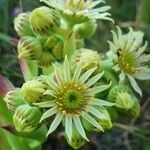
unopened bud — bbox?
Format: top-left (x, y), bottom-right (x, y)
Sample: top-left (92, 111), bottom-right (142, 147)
top-left (18, 36), bottom-right (42, 60)
top-left (115, 92), bottom-right (135, 110)
top-left (13, 104), bottom-right (42, 132)
top-left (107, 84), bottom-right (131, 102)
top-left (72, 48), bottom-right (101, 72)
top-left (21, 77), bottom-right (48, 103)
top-left (30, 6), bottom-right (60, 36)
top-left (14, 12), bottom-right (34, 37)
top-left (75, 19), bottom-right (97, 38)
top-left (45, 35), bottom-right (64, 60)
top-left (4, 88), bottom-right (25, 112)
top-left (38, 51), bottom-right (56, 68)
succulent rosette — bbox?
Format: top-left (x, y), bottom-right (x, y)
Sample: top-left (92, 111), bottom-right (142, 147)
top-left (108, 27), bottom-right (150, 96)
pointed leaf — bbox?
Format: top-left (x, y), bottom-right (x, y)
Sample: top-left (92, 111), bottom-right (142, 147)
top-left (0, 75), bottom-right (14, 97)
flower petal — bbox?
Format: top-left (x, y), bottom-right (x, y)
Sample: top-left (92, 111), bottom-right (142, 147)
top-left (127, 75), bottom-right (142, 96)
top-left (33, 101), bottom-right (55, 108)
top-left (91, 0), bottom-right (105, 8)
top-left (40, 107), bottom-right (57, 122)
top-left (64, 56), bottom-right (71, 80)
top-left (65, 116), bottom-right (72, 141)
top-left (89, 106), bottom-right (106, 120)
top-left (79, 67), bottom-right (97, 83)
top-left (92, 99), bottom-right (115, 106)
top-left (82, 113), bottom-right (103, 131)
top-left (73, 62), bottom-right (83, 80)
top-left (135, 72), bottom-right (150, 80)
top-left (91, 82), bottom-right (111, 94)
top-left (73, 117), bottom-right (88, 141)
top-left (53, 64), bottom-right (63, 85)
top-left (119, 72), bottom-right (125, 82)
top-left (43, 90), bottom-right (56, 97)
top-left (46, 113), bottom-right (63, 136)
top-left (86, 71), bottom-right (104, 87)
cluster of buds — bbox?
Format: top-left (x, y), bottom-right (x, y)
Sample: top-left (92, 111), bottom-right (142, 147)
top-left (2, 0), bottom-right (149, 149)
top-left (107, 84), bottom-right (140, 117)
top-left (14, 6), bottom-right (63, 68)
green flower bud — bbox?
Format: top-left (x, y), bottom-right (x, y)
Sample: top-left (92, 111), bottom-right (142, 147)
top-left (127, 100), bottom-right (140, 118)
top-left (18, 36), bottom-right (42, 60)
top-left (45, 35), bottom-right (64, 60)
top-left (30, 6), bottom-right (60, 36)
top-left (21, 77), bottom-right (48, 103)
top-left (115, 92), bottom-right (135, 110)
top-left (107, 84), bottom-right (131, 102)
top-left (14, 12), bottom-right (34, 37)
top-left (75, 19), bottom-right (97, 38)
top-left (38, 51), bottom-right (56, 67)
top-left (66, 126), bottom-right (86, 149)
top-left (72, 48), bottom-right (101, 72)
top-left (13, 104), bottom-right (42, 132)
top-left (4, 88), bottom-right (25, 112)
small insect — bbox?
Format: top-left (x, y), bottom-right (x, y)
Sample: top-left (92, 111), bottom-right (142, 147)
top-left (117, 49), bottom-right (122, 57)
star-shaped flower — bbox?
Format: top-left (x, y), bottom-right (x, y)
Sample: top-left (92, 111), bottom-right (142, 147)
top-left (40, 0), bottom-right (113, 24)
top-left (34, 56), bottom-right (113, 141)
top-left (108, 27), bottom-right (150, 96)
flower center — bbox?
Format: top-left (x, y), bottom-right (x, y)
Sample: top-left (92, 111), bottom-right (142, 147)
top-left (117, 49), bottom-right (142, 75)
top-left (66, 0), bottom-right (92, 12)
top-left (54, 80), bottom-right (93, 115)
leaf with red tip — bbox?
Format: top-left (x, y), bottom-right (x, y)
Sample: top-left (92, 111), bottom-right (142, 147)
top-left (19, 59), bottom-right (38, 81)
top-left (0, 75), bottom-right (14, 97)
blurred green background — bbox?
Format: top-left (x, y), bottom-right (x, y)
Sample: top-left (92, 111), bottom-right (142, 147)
top-left (0, 0), bottom-right (150, 150)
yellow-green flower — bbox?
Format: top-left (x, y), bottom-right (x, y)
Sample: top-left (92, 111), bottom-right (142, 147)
top-left (108, 27), bottom-right (150, 96)
top-left (40, 0), bottom-right (113, 24)
top-left (34, 56), bottom-right (113, 142)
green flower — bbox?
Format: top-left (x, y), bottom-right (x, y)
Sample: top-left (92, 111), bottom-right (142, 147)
top-left (40, 0), bottom-right (113, 24)
top-left (108, 27), bottom-right (150, 96)
top-left (34, 56), bottom-right (113, 142)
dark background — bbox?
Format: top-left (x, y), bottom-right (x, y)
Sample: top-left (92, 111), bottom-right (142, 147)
top-left (0, 0), bottom-right (150, 149)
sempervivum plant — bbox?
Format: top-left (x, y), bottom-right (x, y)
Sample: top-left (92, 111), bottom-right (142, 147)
top-left (108, 27), bottom-right (150, 96)
top-left (34, 57), bottom-right (113, 141)
top-left (0, 0), bottom-right (149, 150)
